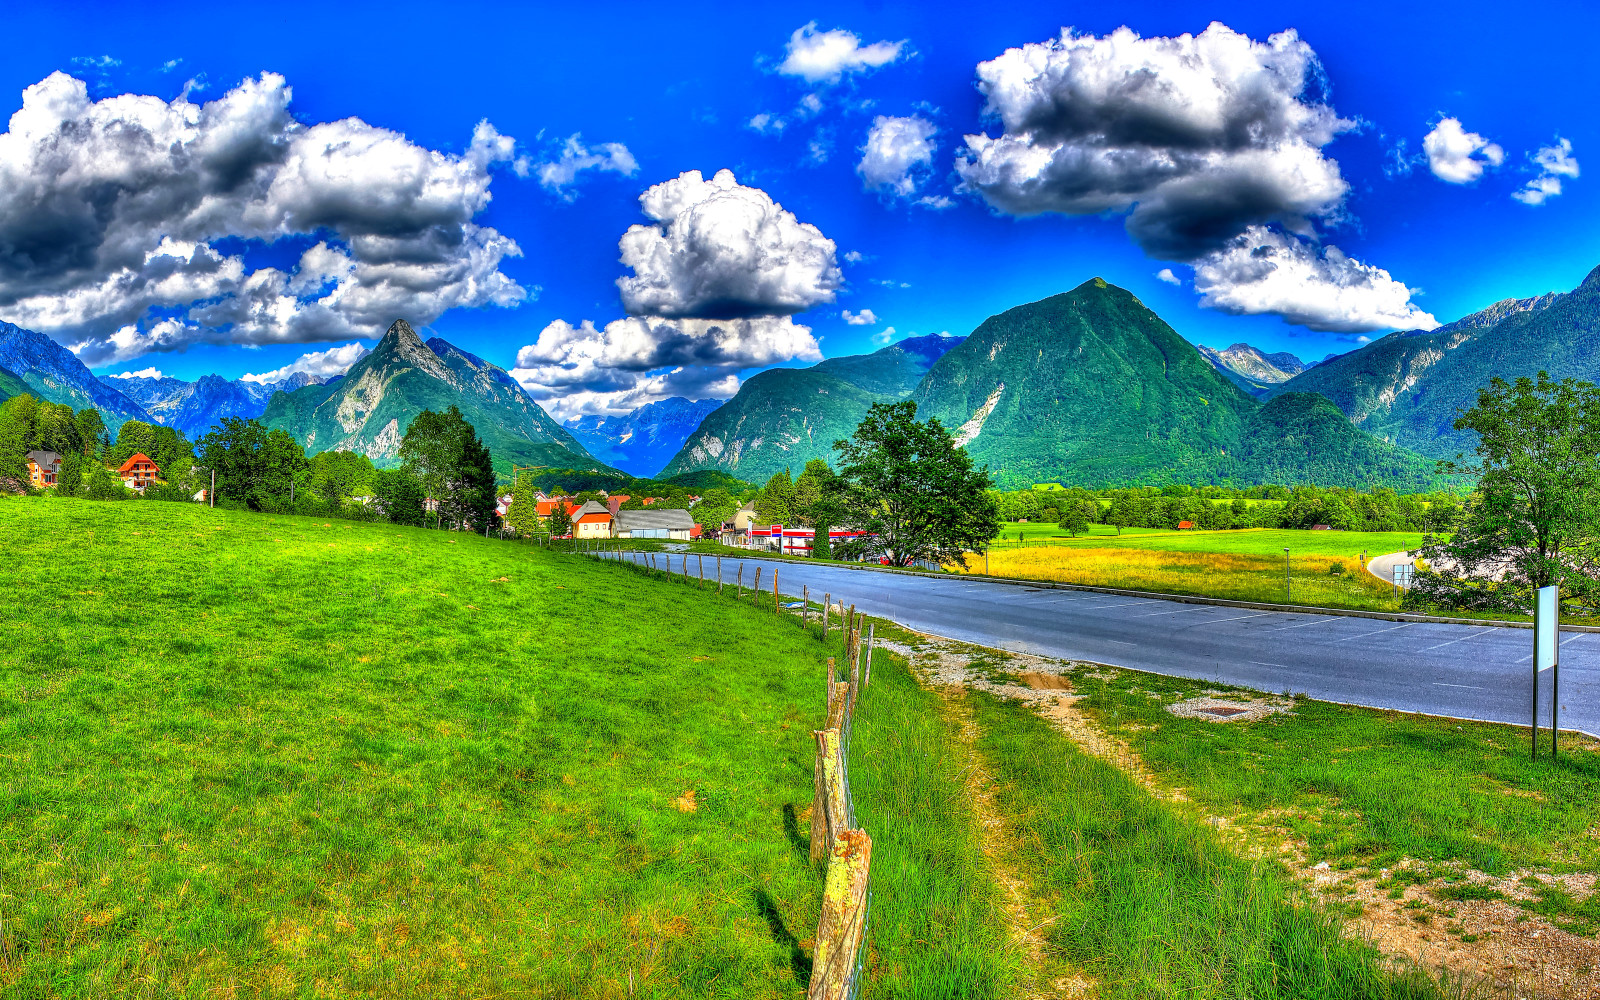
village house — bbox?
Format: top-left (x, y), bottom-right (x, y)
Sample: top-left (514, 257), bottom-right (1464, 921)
top-left (118, 453), bottom-right (160, 491)
top-left (26, 450), bottom-right (61, 489)
top-left (614, 508), bottom-right (695, 541)
top-left (732, 501), bottom-right (760, 531)
top-left (572, 500), bottom-right (615, 539)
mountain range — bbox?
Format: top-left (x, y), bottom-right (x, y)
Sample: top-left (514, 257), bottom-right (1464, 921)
top-left (102, 371), bottom-right (329, 440)
top-left (1196, 342), bottom-right (1306, 396)
top-left (659, 333), bottom-right (964, 484)
top-left (0, 321), bottom-right (150, 430)
top-left (564, 397), bottom-right (724, 478)
top-left (261, 320), bottom-right (606, 476)
top-left (1263, 272), bottom-right (1595, 461)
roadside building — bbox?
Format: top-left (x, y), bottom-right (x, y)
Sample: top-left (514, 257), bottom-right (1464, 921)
top-left (118, 453), bottom-right (160, 491)
top-left (572, 500), bottom-right (615, 539)
top-left (615, 507), bottom-right (695, 541)
top-left (732, 501), bottom-right (759, 530)
top-left (26, 451), bottom-right (62, 489)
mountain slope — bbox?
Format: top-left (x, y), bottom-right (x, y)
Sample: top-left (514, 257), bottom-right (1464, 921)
top-left (0, 364), bottom-right (28, 403)
top-left (0, 322), bottom-right (150, 430)
top-left (1196, 342), bottom-right (1304, 396)
top-left (659, 333), bottom-right (963, 482)
top-left (1267, 277), bottom-right (1580, 459)
top-left (565, 397), bottom-right (724, 477)
top-left (262, 320), bottom-right (606, 475)
top-left (1235, 392), bottom-right (1439, 490)
top-left (913, 280), bottom-right (1260, 488)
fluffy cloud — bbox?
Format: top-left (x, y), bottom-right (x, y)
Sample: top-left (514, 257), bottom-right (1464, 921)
top-left (517, 169), bottom-right (838, 416)
top-left (1156, 268), bottom-right (1182, 285)
top-left (955, 23), bottom-right (1353, 262)
top-left (108, 367), bottom-right (164, 379)
top-left (777, 22), bottom-right (908, 84)
top-left (1192, 227), bottom-right (1438, 333)
top-left (0, 71), bottom-right (528, 365)
top-left (870, 325), bottom-right (897, 346)
top-left (531, 133), bottom-right (638, 200)
top-left (511, 315), bottom-right (820, 418)
top-left (858, 115), bottom-right (937, 199)
top-left (842, 308), bottom-right (878, 325)
top-left (748, 112), bottom-right (786, 135)
top-left (240, 341), bottom-right (370, 384)
top-left (617, 169), bottom-right (841, 318)
top-left (1423, 118), bottom-right (1503, 184)
top-left (1513, 139), bottom-right (1580, 206)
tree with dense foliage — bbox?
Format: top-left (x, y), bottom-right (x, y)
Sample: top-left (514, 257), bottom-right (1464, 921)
top-left (370, 469), bottom-right (426, 526)
top-left (1058, 504), bottom-right (1089, 537)
top-left (74, 408), bottom-right (108, 458)
top-left (309, 450), bottom-right (376, 509)
top-left (689, 487), bottom-right (738, 533)
top-left (833, 401), bottom-right (1000, 568)
top-left (1412, 373), bottom-right (1600, 611)
top-left (793, 458), bottom-right (848, 558)
top-left (504, 472), bottom-right (543, 536)
top-left (55, 450), bottom-right (84, 497)
top-left (753, 469), bottom-right (794, 524)
top-left (111, 420), bottom-right (195, 482)
top-left (198, 418), bottom-right (308, 512)
top-left (547, 502), bottom-right (573, 538)
top-left (399, 406), bottom-right (497, 529)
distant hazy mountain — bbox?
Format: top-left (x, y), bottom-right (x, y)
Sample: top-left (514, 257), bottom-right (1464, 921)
top-left (1196, 342), bottom-right (1305, 396)
top-left (0, 321), bottom-right (150, 430)
top-left (101, 371), bottom-right (329, 440)
top-left (565, 397), bottom-right (724, 477)
top-left (262, 319), bottom-right (607, 475)
top-left (659, 333), bottom-right (964, 483)
top-left (1266, 274), bottom-right (1583, 459)
top-left (910, 278), bottom-right (1438, 489)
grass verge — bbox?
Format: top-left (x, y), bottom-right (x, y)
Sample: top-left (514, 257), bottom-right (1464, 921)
top-left (968, 691), bottom-right (1456, 999)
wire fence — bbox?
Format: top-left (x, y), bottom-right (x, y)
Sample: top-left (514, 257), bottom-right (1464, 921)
top-left (583, 546), bottom-right (875, 1000)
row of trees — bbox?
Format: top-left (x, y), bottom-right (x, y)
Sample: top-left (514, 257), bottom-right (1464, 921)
top-left (990, 484), bottom-right (1463, 533)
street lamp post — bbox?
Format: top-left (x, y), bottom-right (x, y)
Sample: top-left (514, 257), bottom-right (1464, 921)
top-left (1284, 547), bottom-right (1291, 601)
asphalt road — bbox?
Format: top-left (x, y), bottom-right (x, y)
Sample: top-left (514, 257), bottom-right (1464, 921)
top-left (612, 550), bottom-right (1597, 738)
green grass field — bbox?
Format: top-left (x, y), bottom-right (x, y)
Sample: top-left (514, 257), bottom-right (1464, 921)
top-left (1069, 665), bottom-right (1600, 935)
top-left (993, 523), bottom-right (1430, 560)
top-left (0, 498), bottom-right (836, 996)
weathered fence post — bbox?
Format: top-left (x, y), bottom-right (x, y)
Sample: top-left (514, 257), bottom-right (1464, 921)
top-left (822, 594), bottom-right (831, 640)
top-left (847, 616), bottom-right (862, 712)
top-left (774, 568), bottom-right (780, 614)
top-left (813, 727), bottom-right (847, 857)
top-left (754, 567), bottom-right (763, 601)
top-left (699, 554), bottom-right (704, 588)
top-left (803, 585), bottom-right (810, 627)
top-left (737, 564), bottom-right (743, 597)
top-left (718, 555), bottom-right (723, 593)
top-left (865, 623), bottom-right (875, 688)
top-left (806, 829), bottom-right (873, 1000)
top-left (809, 671), bottom-right (847, 862)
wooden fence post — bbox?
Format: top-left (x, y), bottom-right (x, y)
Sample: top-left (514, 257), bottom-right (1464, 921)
top-left (699, 554), bottom-right (704, 588)
top-left (806, 829), bottom-right (873, 1000)
top-left (823, 594), bottom-right (830, 640)
top-left (803, 585), bottom-right (810, 627)
top-left (809, 674), bottom-right (848, 863)
top-left (754, 567), bottom-right (763, 601)
top-left (847, 617), bottom-right (861, 712)
top-left (813, 727), bottom-right (847, 857)
top-left (718, 555), bottom-right (723, 593)
top-left (737, 564), bottom-right (743, 597)
top-left (865, 623), bottom-right (875, 688)
top-left (774, 568), bottom-right (780, 614)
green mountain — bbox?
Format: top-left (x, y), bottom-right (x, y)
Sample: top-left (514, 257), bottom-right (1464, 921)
top-left (1235, 392), bottom-right (1439, 490)
top-left (0, 364), bottom-right (28, 403)
top-left (658, 334), bottom-right (963, 483)
top-left (1264, 270), bottom-right (1593, 461)
top-left (262, 320), bottom-right (607, 476)
top-left (911, 279), bottom-right (1440, 489)
top-left (913, 279), bottom-right (1261, 487)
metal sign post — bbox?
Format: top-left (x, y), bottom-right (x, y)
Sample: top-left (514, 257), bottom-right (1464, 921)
top-left (1533, 585), bottom-right (1559, 759)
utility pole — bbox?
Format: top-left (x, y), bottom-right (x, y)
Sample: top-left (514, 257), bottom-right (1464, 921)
top-left (1284, 547), bottom-right (1291, 601)
top-left (210, 469), bottom-right (215, 508)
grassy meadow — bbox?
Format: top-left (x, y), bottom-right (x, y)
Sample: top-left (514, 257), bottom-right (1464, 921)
top-left (961, 526), bottom-right (1430, 610)
top-left (0, 496), bottom-right (1011, 997)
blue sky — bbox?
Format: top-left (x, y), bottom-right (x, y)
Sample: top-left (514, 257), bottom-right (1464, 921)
top-left (3, 1), bottom-right (1597, 418)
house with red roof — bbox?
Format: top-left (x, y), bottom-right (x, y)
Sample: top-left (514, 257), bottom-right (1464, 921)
top-left (118, 453), bottom-right (160, 491)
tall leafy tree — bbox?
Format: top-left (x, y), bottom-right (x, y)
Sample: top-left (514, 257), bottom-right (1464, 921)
top-left (1421, 373), bottom-right (1600, 606)
top-left (73, 409), bottom-right (108, 458)
top-left (547, 502), bottom-right (573, 538)
top-left (753, 469), bottom-right (794, 524)
top-left (399, 406), bottom-right (496, 529)
top-left (833, 401), bottom-right (1000, 568)
top-left (504, 472), bottom-right (543, 536)
top-left (198, 418), bottom-right (308, 511)
top-left (371, 468), bottom-right (426, 526)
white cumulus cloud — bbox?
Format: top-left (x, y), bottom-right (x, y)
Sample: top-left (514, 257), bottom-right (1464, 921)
top-left (842, 308), bottom-right (878, 325)
top-left (240, 341), bottom-right (370, 384)
top-left (617, 168), bottom-right (841, 318)
top-left (1513, 138), bottom-right (1579, 206)
top-left (748, 112), bottom-right (786, 135)
top-left (1192, 227), bottom-right (1439, 334)
top-left (0, 71), bottom-right (527, 366)
top-left (1423, 118), bottom-right (1504, 184)
top-left (858, 115), bottom-right (937, 200)
top-left (108, 367), bottom-right (164, 379)
top-left (955, 23), bottom-right (1354, 261)
top-left (777, 22), bottom-right (908, 84)
top-left (1156, 268), bottom-right (1182, 285)
top-left (531, 133), bottom-right (638, 200)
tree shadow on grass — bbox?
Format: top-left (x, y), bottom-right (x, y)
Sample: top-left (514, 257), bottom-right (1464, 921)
top-left (754, 887), bottom-right (812, 984)
top-left (781, 802), bottom-right (810, 860)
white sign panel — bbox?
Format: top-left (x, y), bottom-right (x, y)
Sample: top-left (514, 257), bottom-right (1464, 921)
top-left (1536, 585), bottom-right (1559, 671)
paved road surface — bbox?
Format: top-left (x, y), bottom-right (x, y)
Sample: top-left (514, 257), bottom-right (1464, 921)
top-left (1367, 549), bottom-right (1417, 589)
top-left (612, 551), bottom-right (1597, 737)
